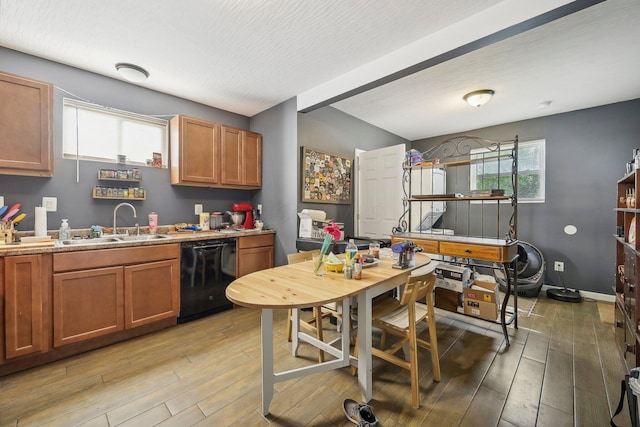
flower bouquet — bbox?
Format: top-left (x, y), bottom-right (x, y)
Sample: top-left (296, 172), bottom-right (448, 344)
top-left (314, 222), bottom-right (342, 275)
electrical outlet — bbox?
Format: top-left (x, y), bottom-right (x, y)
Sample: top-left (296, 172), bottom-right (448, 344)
top-left (195, 204), bottom-right (203, 215)
top-left (257, 204), bottom-right (263, 216)
top-left (0, 196), bottom-right (4, 207)
top-left (554, 261), bottom-right (564, 272)
top-left (42, 197), bottom-right (57, 212)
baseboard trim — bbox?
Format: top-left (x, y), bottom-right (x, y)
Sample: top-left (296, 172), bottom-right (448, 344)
top-left (541, 285), bottom-right (615, 303)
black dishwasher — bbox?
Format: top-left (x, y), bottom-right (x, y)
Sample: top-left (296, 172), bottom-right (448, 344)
top-left (178, 238), bottom-right (236, 323)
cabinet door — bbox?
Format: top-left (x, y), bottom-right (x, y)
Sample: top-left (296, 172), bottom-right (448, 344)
top-left (237, 246), bottom-right (274, 278)
top-left (220, 125), bottom-right (242, 186)
top-left (124, 259), bottom-right (179, 329)
top-left (243, 131), bottom-right (262, 187)
top-left (53, 267), bottom-right (124, 347)
top-left (0, 71), bottom-right (53, 176)
top-left (4, 255), bottom-right (45, 359)
top-left (170, 115), bottom-right (219, 185)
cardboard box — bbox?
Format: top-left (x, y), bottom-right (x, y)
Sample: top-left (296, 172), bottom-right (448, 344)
top-left (464, 299), bottom-right (498, 321)
top-left (464, 280), bottom-right (500, 305)
top-left (435, 287), bottom-right (462, 313)
top-left (463, 280), bottom-right (499, 321)
top-left (434, 264), bottom-right (471, 293)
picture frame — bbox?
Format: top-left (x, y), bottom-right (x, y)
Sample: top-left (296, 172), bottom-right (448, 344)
top-left (301, 146), bottom-right (352, 204)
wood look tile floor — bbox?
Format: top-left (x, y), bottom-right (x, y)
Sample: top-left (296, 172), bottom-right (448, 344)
top-left (0, 295), bottom-right (631, 427)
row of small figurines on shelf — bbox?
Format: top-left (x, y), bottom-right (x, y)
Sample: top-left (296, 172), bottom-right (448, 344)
top-left (94, 186), bottom-right (145, 198)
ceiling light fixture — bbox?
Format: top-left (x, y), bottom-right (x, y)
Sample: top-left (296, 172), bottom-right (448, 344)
top-left (115, 63), bottom-right (149, 82)
top-left (463, 89), bottom-right (495, 107)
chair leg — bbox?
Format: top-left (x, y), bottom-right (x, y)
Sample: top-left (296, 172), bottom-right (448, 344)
top-left (380, 330), bottom-right (388, 350)
top-left (427, 315), bottom-right (441, 382)
top-left (286, 309), bottom-right (293, 342)
top-left (408, 327), bottom-right (420, 408)
top-left (313, 307), bottom-right (325, 363)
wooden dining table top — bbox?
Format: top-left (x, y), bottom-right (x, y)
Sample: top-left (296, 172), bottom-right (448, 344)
top-left (226, 254), bottom-right (432, 310)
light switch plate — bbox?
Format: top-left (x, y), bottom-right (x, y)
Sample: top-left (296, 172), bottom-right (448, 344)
top-left (43, 197), bottom-right (57, 212)
top-left (195, 204), bottom-right (203, 215)
top-left (0, 196), bottom-right (4, 207)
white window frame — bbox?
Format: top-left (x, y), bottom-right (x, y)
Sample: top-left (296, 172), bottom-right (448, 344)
top-left (62, 98), bottom-right (168, 167)
top-left (469, 139), bottom-right (546, 204)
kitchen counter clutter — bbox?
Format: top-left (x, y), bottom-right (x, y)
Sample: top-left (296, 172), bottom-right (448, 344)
top-left (0, 226), bottom-right (275, 255)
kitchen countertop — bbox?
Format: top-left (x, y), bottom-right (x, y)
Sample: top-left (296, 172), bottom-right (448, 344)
top-left (0, 228), bottom-right (275, 256)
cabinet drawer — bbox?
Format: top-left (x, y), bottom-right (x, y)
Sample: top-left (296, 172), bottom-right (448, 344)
top-left (238, 234), bottom-right (274, 249)
top-left (440, 242), bottom-right (506, 261)
top-left (392, 237), bottom-right (439, 254)
top-left (54, 243), bottom-right (179, 272)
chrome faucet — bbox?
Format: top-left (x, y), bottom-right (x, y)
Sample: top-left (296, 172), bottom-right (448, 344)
top-left (113, 203), bottom-right (137, 235)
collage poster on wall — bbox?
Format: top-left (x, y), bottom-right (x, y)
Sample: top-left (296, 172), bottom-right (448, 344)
top-left (301, 146), bottom-right (352, 204)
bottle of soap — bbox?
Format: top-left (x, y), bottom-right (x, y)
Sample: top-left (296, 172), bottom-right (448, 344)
top-left (59, 219), bottom-right (71, 240)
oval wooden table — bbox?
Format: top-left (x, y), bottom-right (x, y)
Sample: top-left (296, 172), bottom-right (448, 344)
top-left (226, 254), bottom-right (435, 416)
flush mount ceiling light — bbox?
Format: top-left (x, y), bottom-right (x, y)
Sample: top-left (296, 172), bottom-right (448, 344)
top-left (463, 89), bottom-right (495, 107)
top-left (115, 63), bottom-right (149, 82)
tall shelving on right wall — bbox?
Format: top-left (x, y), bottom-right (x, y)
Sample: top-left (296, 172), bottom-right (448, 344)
top-left (615, 167), bottom-right (640, 370)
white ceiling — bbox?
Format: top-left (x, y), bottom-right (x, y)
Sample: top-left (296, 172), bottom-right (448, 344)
top-left (1, 0), bottom-right (638, 141)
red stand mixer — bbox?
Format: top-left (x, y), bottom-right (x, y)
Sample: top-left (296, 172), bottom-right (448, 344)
top-left (231, 202), bottom-right (254, 229)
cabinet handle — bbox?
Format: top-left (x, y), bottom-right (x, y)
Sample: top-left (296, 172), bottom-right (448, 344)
top-left (616, 320), bottom-right (624, 328)
top-left (627, 343), bottom-right (636, 354)
top-left (465, 249), bottom-right (471, 254)
top-left (629, 283), bottom-right (636, 292)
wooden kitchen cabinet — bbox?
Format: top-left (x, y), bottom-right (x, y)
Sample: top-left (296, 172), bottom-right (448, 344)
top-left (124, 259), bottom-right (179, 329)
top-left (221, 125), bottom-right (262, 188)
top-left (170, 114), bottom-right (261, 189)
top-left (53, 267), bottom-right (124, 347)
top-left (0, 71), bottom-right (53, 177)
top-left (170, 115), bottom-right (220, 186)
top-left (236, 234), bottom-right (274, 277)
top-left (2, 254), bottom-right (51, 360)
top-left (52, 244), bottom-right (180, 347)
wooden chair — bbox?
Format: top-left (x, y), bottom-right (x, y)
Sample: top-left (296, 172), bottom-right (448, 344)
top-left (353, 271), bottom-right (440, 408)
top-left (286, 250), bottom-right (333, 362)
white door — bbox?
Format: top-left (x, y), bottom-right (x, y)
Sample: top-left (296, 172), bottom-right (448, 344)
top-left (356, 144), bottom-right (405, 239)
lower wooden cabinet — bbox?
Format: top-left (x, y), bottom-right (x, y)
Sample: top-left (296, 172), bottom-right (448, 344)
top-left (124, 259), bottom-right (179, 329)
top-left (236, 234), bottom-right (274, 277)
top-left (52, 244), bottom-right (180, 347)
top-left (53, 267), bottom-right (124, 347)
top-left (2, 254), bottom-right (51, 360)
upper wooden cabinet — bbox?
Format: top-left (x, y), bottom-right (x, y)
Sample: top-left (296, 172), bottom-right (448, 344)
top-left (0, 71), bottom-right (53, 177)
top-left (221, 125), bottom-right (262, 188)
top-left (170, 115), bottom-right (220, 186)
top-left (170, 115), bottom-right (261, 189)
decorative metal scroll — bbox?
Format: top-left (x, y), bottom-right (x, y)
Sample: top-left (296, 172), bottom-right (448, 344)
top-left (395, 135), bottom-right (518, 242)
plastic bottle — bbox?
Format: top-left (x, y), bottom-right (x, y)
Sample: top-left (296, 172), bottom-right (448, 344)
top-left (345, 239), bottom-right (357, 265)
top-left (353, 255), bottom-right (363, 280)
top-left (59, 219), bottom-right (71, 240)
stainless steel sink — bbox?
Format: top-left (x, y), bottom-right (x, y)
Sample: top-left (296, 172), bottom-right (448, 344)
top-left (60, 237), bottom-right (122, 245)
top-left (59, 234), bottom-right (171, 246)
top-left (118, 234), bottom-right (171, 241)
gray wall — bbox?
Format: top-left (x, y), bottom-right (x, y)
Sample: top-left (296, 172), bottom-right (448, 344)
top-left (0, 47), bottom-right (257, 232)
top-left (413, 98), bottom-right (640, 295)
top-left (250, 98), bottom-right (298, 266)
top-left (297, 107), bottom-right (409, 236)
